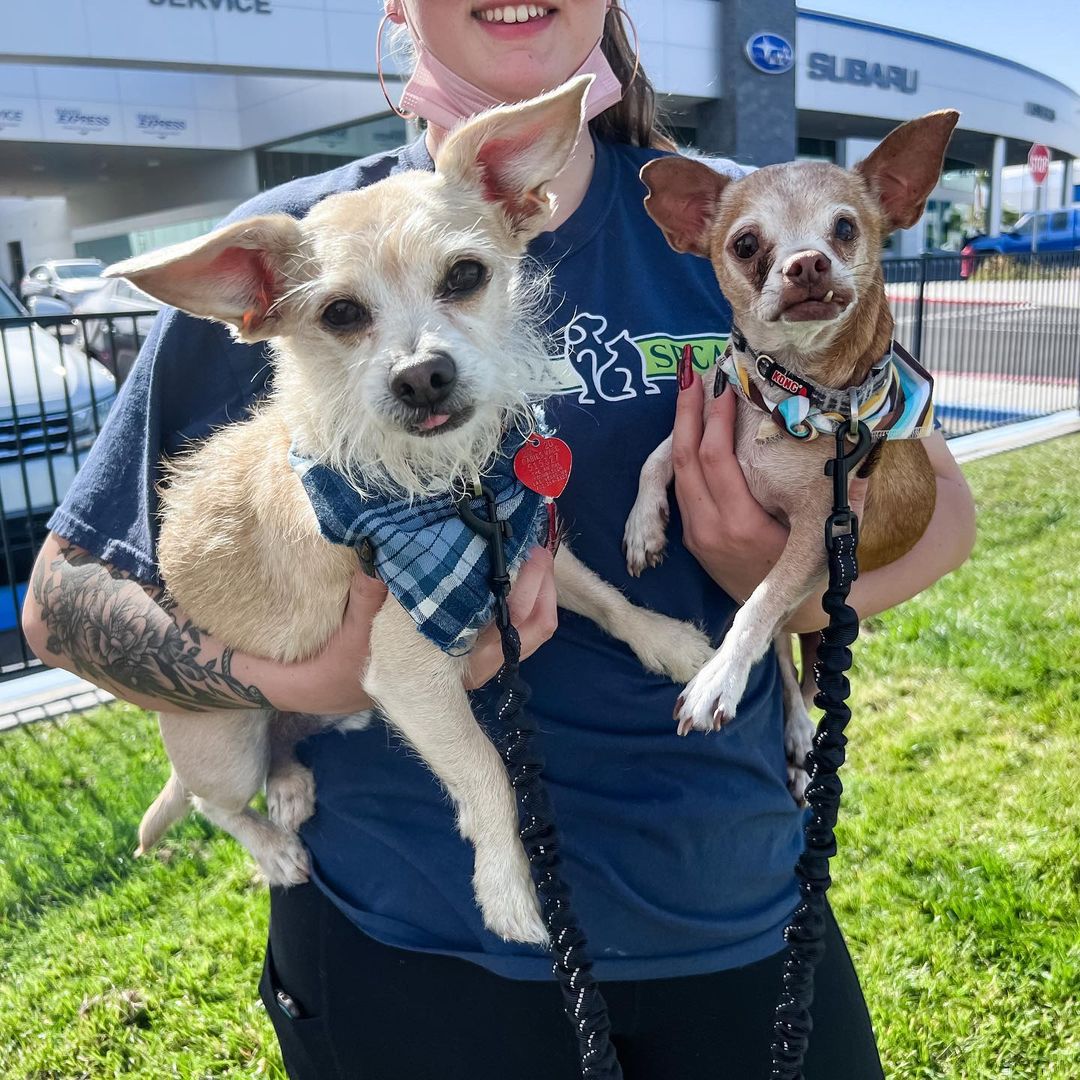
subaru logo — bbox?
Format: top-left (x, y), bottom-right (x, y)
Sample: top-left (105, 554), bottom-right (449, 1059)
top-left (746, 32), bottom-right (795, 75)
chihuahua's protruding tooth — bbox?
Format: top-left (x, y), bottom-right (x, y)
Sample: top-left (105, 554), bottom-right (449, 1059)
top-left (824, 290), bottom-right (835, 303)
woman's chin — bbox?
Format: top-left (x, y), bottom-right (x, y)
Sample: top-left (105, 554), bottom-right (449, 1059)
top-left (474, 66), bottom-right (581, 104)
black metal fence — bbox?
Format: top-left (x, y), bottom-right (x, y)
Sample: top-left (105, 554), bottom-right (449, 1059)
top-left (0, 310), bottom-right (154, 679)
top-left (0, 252), bottom-right (1078, 680)
top-left (885, 249), bottom-right (1080, 436)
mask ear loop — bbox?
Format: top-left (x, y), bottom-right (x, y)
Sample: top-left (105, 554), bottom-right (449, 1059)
top-left (607, 2), bottom-right (641, 89)
top-left (376, 11), bottom-right (417, 122)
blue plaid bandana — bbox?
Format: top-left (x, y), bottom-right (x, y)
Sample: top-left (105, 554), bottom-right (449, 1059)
top-left (289, 433), bottom-right (547, 656)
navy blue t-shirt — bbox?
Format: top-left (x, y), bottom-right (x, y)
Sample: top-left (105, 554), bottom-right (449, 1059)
top-left (50, 136), bottom-right (802, 981)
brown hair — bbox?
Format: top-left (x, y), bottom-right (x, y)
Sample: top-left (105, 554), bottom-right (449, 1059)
top-left (591, 5), bottom-right (676, 151)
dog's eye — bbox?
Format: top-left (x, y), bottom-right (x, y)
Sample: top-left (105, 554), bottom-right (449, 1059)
top-left (441, 259), bottom-right (488, 298)
top-left (835, 218), bottom-right (857, 242)
top-left (733, 233), bottom-right (759, 260)
top-left (321, 299), bottom-right (370, 331)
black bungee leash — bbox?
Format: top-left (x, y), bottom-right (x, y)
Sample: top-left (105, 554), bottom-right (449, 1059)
top-left (456, 422), bottom-right (873, 1080)
top-left (770, 420), bottom-right (874, 1080)
top-left (456, 482), bottom-right (622, 1080)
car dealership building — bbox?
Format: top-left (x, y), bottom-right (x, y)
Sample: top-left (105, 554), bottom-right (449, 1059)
top-left (2, 0), bottom-right (1079, 282)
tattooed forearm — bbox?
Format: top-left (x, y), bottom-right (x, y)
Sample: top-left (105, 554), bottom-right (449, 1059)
top-left (30, 542), bottom-right (272, 711)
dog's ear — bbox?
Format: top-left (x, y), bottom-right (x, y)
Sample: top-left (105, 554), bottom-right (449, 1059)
top-left (639, 156), bottom-right (732, 258)
top-left (104, 214), bottom-right (303, 341)
top-left (856, 110), bottom-right (960, 232)
top-left (436, 74), bottom-right (591, 239)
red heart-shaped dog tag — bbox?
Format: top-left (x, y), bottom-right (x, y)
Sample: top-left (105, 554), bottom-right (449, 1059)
top-left (514, 434), bottom-right (573, 499)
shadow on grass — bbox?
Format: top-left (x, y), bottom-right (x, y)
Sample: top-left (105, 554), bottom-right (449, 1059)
top-left (0, 705), bottom-right (214, 931)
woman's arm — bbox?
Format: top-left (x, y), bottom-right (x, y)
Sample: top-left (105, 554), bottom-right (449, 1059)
top-left (785, 433), bottom-right (975, 632)
top-left (22, 533), bottom-right (384, 714)
top-left (22, 535), bottom-right (558, 715)
top-left (672, 376), bottom-right (975, 623)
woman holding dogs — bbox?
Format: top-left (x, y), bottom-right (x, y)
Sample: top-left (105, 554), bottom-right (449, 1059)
top-left (24, 1), bottom-right (975, 1076)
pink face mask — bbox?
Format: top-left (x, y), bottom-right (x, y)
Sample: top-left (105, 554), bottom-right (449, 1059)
top-left (397, 32), bottom-right (625, 132)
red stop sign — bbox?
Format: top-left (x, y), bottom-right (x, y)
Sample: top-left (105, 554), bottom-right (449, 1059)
top-left (1029, 143), bottom-right (1050, 185)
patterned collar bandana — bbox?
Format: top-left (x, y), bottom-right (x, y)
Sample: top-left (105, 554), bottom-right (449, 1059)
top-left (290, 430), bottom-right (547, 656)
top-left (717, 328), bottom-right (935, 443)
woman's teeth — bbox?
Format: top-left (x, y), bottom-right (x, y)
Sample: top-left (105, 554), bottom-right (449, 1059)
top-left (477, 5), bottom-right (551, 24)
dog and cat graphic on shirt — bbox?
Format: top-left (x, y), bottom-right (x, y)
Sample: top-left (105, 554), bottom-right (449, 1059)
top-left (553, 311), bottom-right (727, 404)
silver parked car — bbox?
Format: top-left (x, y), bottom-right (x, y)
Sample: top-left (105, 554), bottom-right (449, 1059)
top-left (20, 258), bottom-right (106, 307)
top-left (73, 277), bottom-right (159, 383)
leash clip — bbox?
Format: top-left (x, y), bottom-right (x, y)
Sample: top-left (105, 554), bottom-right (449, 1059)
top-left (824, 421), bottom-right (873, 552)
top-left (454, 479), bottom-right (513, 629)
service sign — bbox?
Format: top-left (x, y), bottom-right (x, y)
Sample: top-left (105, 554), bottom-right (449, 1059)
top-left (0, 102), bottom-right (32, 136)
top-left (147, 0), bottom-right (273, 12)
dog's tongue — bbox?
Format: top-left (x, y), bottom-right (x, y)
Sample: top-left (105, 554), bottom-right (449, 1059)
top-left (420, 414), bottom-right (451, 431)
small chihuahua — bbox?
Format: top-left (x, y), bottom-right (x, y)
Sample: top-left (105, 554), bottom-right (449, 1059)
top-left (109, 77), bottom-right (712, 946)
top-left (624, 110), bottom-right (960, 796)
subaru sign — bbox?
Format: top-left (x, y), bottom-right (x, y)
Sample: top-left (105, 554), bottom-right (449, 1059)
top-left (746, 33), bottom-right (795, 76)
top-left (807, 53), bottom-right (919, 95)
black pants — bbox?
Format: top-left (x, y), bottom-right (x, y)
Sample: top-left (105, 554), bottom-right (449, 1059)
top-left (261, 883), bottom-right (883, 1080)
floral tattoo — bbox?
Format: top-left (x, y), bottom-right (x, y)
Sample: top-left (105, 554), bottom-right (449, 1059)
top-left (31, 543), bottom-right (272, 711)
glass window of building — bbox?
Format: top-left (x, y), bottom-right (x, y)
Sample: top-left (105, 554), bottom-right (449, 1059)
top-left (258, 115), bottom-right (408, 190)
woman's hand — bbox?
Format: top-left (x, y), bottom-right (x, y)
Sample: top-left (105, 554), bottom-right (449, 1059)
top-left (247, 569), bottom-right (390, 715)
top-left (465, 545), bottom-right (558, 689)
top-left (259, 546), bottom-right (558, 711)
top-left (671, 372), bottom-right (788, 602)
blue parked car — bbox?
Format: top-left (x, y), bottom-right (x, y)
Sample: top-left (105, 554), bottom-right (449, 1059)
top-left (962, 206), bottom-right (1080, 275)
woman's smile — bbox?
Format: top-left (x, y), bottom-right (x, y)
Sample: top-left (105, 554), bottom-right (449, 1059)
top-left (471, 3), bottom-right (558, 40)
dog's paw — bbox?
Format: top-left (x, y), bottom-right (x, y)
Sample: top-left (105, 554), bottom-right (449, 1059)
top-left (257, 829), bottom-right (311, 888)
top-left (674, 652), bottom-right (749, 734)
top-left (266, 763), bottom-right (317, 834)
top-left (473, 843), bottom-right (547, 947)
top-left (787, 763), bottom-right (810, 806)
top-left (629, 615), bottom-right (715, 685)
top-left (783, 694), bottom-right (816, 808)
top-left (331, 710), bottom-right (375, 733)
top-left (622, 497), bottom-right (670, 577)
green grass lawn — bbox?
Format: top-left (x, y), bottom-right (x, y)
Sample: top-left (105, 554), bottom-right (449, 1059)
top-left (1, 435), bottom-right (1077, 1079)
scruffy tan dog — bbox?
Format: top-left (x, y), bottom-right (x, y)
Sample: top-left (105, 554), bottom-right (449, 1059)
top-left (624, 111), bottom-right (960, 797)
top-left (108, 78), bottom-right (712, 945)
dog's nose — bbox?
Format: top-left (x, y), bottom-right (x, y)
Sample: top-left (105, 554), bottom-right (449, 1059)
top-left (390, 352), bottom-right (457, 408)
top-left (783, 250), bottom-right (832, 287)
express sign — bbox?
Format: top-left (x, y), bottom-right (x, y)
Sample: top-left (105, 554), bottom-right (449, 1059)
top-left (1028, 143), bottom-right (1050, 185)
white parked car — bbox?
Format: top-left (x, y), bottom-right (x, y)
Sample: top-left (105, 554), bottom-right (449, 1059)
top-left (0, 279), bottom-right (117, 522)
top-left (19, 258), bottom-right (106, 307)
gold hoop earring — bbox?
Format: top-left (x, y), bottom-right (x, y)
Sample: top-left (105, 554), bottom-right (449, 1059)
top-left (607, 2), bottom-right (641, 87)
top-left (376, 12), bottom-right (417, 122)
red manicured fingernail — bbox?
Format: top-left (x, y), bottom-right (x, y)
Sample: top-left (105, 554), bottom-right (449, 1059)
top-left (678, 344), bottom-right (695, 390)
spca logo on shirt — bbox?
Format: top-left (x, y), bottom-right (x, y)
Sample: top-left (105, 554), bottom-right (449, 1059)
top-left (551, 313), bottom-right (728, 404)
